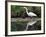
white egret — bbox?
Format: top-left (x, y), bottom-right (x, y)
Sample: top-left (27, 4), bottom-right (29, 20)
top-left (23, 7), bottom-right (37, 17)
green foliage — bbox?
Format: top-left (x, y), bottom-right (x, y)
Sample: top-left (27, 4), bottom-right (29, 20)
top-left (11, 5), bottom-right (25, 17)
top-left (11, 5), bottom-right (41, 17)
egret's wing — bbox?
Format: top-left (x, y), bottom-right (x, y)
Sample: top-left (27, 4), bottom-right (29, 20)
top-left (28, 12), bottom-right (37, 16)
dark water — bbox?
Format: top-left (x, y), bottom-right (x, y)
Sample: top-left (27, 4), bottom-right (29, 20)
top-left (28, 20), bottom-right (41, 31)
top-left (11, 20), bottom-right (41, 31)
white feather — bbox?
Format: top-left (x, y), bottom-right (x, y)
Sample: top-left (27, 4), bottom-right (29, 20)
top-left (24, 7), bottom-right (37, 17)
top-left (28, 12), bottom-right (37, 16)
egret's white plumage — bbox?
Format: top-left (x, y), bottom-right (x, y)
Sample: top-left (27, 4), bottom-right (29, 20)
top-left (24, 7), bottom-right (37, 17)
top-left (27, 12), bottom-right (37, 16)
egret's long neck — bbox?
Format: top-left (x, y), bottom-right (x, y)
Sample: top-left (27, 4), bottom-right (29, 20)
top-left (25, 8), bottom-right (28, 14)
